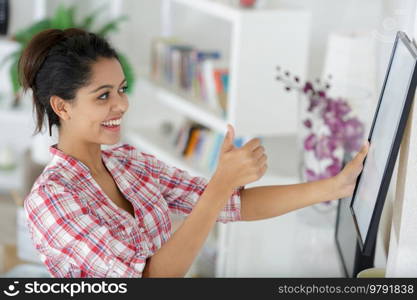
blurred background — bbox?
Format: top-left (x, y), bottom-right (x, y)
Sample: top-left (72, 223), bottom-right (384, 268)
top-left (0, 0), bottom-right (415, 277)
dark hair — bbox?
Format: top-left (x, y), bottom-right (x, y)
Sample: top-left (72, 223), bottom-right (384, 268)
top-left (18, 28), bottom-right (119, 136)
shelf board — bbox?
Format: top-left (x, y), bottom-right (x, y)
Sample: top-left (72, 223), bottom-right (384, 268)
top-left (140, 77), bottom-right (228, 133)
top-left (171, 0), bottom-right (240, 23)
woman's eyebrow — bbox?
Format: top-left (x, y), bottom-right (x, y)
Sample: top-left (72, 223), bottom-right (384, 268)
top-left (89, 78), bottom-right (127, 93)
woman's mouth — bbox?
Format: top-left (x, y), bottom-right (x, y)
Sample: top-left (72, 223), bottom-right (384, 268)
top-left (101, 118), bottom-right (121, 132)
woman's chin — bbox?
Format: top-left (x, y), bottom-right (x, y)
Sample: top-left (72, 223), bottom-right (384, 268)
top-left (100, 136), bottom-right (121, 146)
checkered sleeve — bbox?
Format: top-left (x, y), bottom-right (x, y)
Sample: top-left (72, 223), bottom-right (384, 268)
top-left (143, 153), bottom-right (243, 223)
top-left (24, 184), bottom-right (147, 278)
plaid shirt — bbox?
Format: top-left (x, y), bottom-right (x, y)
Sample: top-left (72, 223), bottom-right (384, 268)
top-left (24, 143), bottom-right (242, 278)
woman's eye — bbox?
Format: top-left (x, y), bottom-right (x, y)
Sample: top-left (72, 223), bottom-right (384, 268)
top-left (120, 85), bottom-right (128, 93)
top-left (98, 92), bottom-right (109, 100)
top-left (98, 86), bottom-right (127, 100)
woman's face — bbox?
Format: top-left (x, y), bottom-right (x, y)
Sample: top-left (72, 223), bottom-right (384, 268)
top-left (63, 57), bottom-right (129, 145)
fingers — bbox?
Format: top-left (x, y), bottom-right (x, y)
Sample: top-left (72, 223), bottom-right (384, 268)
top-left (221, 124), bottom-right (236, 153)
top-left (254, 147), bottom-right (268, 175)
top-left (259, 162), bottom-right (268, 177)
top-left (348, 141), bottom-right (369, 173)
top-left (257, 153), bottom-right (267, 165)
top-left (361, 140), bottom-right (370, 154)
top-left (356, 140), bottom-right (370, 162)
top-left (242, 137), bottom-right (262, 151)
top-left (243, 139), bottom-right (267, 169)
top-left (227, 124), bottom-right (235, 141)
top-left (253, 145), bottom-right (265, 160)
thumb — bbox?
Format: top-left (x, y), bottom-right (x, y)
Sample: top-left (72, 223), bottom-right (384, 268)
top-left (355, 140), bottom-right (370, 163)
top-left (221, 124), bottom-right (235, 153)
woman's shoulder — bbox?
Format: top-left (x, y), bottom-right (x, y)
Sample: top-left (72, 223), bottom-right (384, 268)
top-left (24, 180), bottom-right (77, 218)
top-left (24, 163), bottom-right (79, 210)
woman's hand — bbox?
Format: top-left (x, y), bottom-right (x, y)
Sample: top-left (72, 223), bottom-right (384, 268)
top-left (213, 124), bottom-right (268, 189)
top-left (334, 141), bottom-right (370, 199)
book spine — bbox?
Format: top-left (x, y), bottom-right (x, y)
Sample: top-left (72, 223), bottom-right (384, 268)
top-left (184, 128), bottom-right (200, 159)
top-left (199, 130), bottom-right (214, 171)
top-left (202, 59), bottom-right (221, 112)
top-left (208, 133), bottom-right (224, 172)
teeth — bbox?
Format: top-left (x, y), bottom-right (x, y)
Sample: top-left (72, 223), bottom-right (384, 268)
top-left (102, 118), bottom-right (121, 126)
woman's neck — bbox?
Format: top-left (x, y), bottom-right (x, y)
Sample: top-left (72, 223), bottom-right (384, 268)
top-left (57, 138), bottom-right (106, 176)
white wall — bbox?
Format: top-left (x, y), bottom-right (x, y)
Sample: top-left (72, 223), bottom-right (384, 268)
top-left (270, 0), bottom-right (384, 80)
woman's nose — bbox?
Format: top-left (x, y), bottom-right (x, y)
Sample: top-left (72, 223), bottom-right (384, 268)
top-left (113, 95), bottom-right (129, 113)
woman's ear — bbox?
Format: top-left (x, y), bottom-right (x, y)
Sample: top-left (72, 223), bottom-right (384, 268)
top-left (50, 96), bottom-right (71, 121)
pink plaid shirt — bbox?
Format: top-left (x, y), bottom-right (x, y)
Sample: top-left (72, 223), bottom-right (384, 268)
top-left (24, 143), bottom-right (242, 278)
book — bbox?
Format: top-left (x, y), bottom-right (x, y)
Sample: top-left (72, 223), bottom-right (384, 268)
top-left (200, 130), bottom-right (217, 171)
top-left (175, 119), bottom-right (193, 155)
top-left (192, 129), bottom-right (207, 165)
top-left (202, 59), bottom-right (223, 112)
top-left (214, 69), bottom-right (228, 114)
top-left (184, 127), bottom-right (201, 159)
top-left (150, 37), bottom-right (179, 81)
top-left (208, 132), bottom-right (224, 172)
top-left (181, 123), bottom-right (204, 157)
top-left (150, 38), bottom-right (230, 113)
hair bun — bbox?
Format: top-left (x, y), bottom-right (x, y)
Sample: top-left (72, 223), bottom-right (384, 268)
top-left (18, 28), bottom-right (86, 91)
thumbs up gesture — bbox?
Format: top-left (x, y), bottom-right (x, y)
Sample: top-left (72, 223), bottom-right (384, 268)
top-left (214, 124), bottom-right (268, 188)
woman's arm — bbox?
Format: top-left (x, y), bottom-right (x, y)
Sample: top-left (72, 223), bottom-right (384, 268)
top-left (142, 175), bottom-right (234, 277)
top-left (239, 141), bottom-right (370, 221)
top-left (240, 177), bottom-right (339, 221)
top-left (143, 125), bottom-right (266, 277)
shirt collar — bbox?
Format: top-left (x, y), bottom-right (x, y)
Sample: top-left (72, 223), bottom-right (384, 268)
top-left (49, 144), bottom-right (91, 176)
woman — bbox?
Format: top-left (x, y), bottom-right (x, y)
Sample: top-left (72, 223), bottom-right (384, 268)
top-left (22, 28), bottom-right (369, 278)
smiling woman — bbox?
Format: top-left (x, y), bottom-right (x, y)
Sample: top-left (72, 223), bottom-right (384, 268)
top-left (19, 28), bottom-right (245, 278)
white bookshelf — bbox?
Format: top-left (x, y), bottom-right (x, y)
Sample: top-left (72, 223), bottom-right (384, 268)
top-left (126, 0), bottom-right (311, 277)
top-left (159, 0), bottom-right (312, 137)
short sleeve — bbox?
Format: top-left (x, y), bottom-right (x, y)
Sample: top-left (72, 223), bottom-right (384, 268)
top-left (143, 152), bottom-right (243, 223)
top-left (24, 183), bottom-right (147, 278)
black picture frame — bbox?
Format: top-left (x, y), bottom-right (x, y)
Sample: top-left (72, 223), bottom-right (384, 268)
top-left (335, 154), bottom-right (375, 278)
top-left (335, 197), bottom-right (375, 277)
top-left (350, 31), bottom-right (417, 256)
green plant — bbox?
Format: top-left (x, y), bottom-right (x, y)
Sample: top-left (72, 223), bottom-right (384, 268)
top-left (1, 3), bottom-right (135, 106)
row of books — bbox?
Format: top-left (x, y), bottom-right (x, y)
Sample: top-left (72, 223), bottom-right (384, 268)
top-left (151, 37), bottom-right (229, 117)
top-left (172, 120), bottom-right (244, 173)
